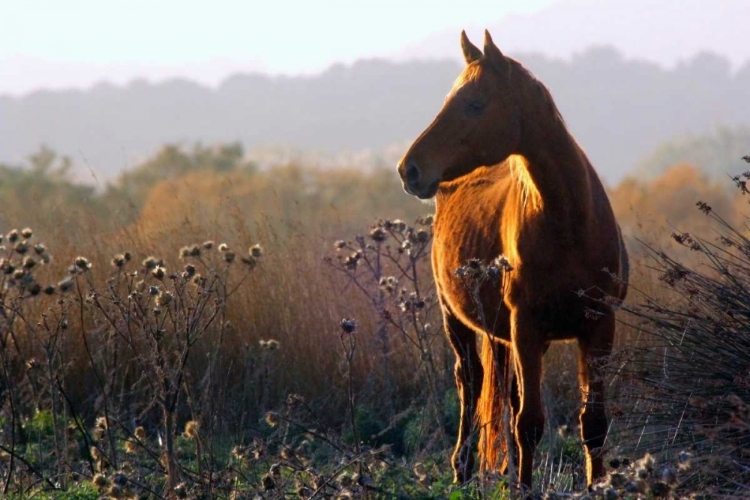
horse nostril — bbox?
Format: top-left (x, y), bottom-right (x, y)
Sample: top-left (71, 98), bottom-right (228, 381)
top-left (406, 161), bottom-right (421, 184)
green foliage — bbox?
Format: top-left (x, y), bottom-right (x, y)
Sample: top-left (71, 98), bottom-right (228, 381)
top-left (23, 409), bottom-right (55, 439)
top-left (32, 484), bottom-right (99, 500)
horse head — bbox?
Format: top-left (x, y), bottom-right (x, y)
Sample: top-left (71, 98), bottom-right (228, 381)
top-left (397, 30), bottom-right (520, 199)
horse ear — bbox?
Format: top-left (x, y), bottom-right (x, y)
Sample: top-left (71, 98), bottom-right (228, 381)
top-left (460, 30), bottom-right (482, 65)
top-left (483, 29), bottom-right (505, 66)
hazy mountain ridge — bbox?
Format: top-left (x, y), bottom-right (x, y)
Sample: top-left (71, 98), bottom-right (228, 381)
top-left (2, 47), bottom-right (749, 185)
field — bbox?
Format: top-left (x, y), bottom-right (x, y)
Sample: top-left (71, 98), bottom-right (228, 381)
top-left (1, 145), bottom-right (750, 499)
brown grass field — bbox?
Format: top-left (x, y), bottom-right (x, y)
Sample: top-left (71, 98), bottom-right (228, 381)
top-left (2, 147), bottom-right (750, 498)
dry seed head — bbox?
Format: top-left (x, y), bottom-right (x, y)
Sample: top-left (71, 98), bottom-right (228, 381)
top-left (74, 256), bottom-right (91, 271)
top-left (7, 229), bottom-right (19, 243)
top-left (174, 482), bottom-right (188, 498)
top-left (96, 416), bottom-right (109, 429)
top-left (112, 472), bottom-right (128, 487)
top-left (13, 268), bottom-right (25, 280)
top-left (107, 484), bottom-right (124, 498)
top-left (142, 256), bottom-right (157, 269)
top-left (262, 474), bottom-right (276, 490)
top-left (661, 466), bottom-right (677, 485)
top-left (156, 291), bottom-right (173, 307)
top-left (218, 243), bottom-right (229, 252)
top-left (149, 285), bottom-right (160, 296)
top-left (151, 265), bottom-right (166, 279)
top-left (607, 472), bottom-right (627, 488)
top-left (678, 450), bottom-right (692, 470)
top-left (124, 439), bottom-right (137, 454)
top-left (21, 227), bottom-right (33, 239)
top-left (232, 445), bottom-right (248, 460)
top-left (179, 246), bottom-right (190, 259)
top-left (90, 446), bottom-right (101, 460)
top-left (134, 426), bottom-right (146, 440)
top-left (15, 241), bottom-right (29, 254)
top-left (334, 240), bottom-right (346, 250)
top-left (22, 256), bottom-right (36, 270)
top-left (241, 255), bottom-right (257, 267)
top-left (183, 420), bottom-right (199, 439)
top-left (636, 452), bottom-right (654, 471)
top-left (265, 411), bottom-right (279, 427)
top-left (203, 240), bottom-right (214, 250)
top-left (184, 263), bottom-right (196, 277)
top-left (34, 243), bottom-right (46, 255)
top-left (603, 487), bottom-right (619, 500)
top-left (28, 282), bottom-right (41, 296)
top-left (111, 254), bottom-right (126, 268)
top-left (369, 227), bottom-right (387, 242)
top-left (340, 318), bottom-right (357, 334)
top-left (250, 243), bottom-right (263, 258)
top-left (223, 251), bottom-right (236, 263)
top-left (92, 473), bottom-right (108, 488)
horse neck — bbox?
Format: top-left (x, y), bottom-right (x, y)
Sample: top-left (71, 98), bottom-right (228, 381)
top-left (514, 92), bottom-right (593, 222)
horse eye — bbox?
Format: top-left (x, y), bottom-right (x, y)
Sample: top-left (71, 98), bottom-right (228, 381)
top-left (466, 99), bottom-right (486, 114)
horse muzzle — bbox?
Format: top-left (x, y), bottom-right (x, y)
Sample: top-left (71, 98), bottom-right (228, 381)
top-left (398, 159), bottom-right (440, 199)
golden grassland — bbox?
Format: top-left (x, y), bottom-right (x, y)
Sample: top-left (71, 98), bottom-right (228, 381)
top-left (2, 147), bottom-right (750, 498)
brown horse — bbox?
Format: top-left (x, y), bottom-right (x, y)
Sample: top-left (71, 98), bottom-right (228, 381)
top-left (397, 30), bottom-right (628, 491)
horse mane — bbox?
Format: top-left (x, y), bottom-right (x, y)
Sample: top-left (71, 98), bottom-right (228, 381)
top-left (506, 57), bottom-right (567, 130)
top-left (507, 155), bottom-right (543, 213)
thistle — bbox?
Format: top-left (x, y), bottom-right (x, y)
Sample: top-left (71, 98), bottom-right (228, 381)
top-left (74, 256), bottom-right (91, 271)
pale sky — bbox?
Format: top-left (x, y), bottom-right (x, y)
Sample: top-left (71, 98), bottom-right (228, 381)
top-left (0, 0), bottom-right (553, 94)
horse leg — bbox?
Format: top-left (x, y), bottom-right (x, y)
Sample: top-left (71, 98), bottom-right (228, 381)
top-left (510, 310), bottom-right (545, 491)
top-left (444, 311), bottom-right (483, 483)
top-left (577, 313), bottom-right (615, 485)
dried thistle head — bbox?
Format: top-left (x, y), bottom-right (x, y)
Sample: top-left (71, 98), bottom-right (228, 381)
top-left (223, 251), bottom-right (236, 263)
top-left (58, 277), bottom-right (73, 292)
top-left (265, 411), bottom-right (279, 427)
top-left (369, 227), bottom-right (387, 242)
top-left (92, 473), bottom-right (108, 488)
top-left (142, 256), bottom-right (157, 270)
top-left (183, 420), bottom-right (199, 439)
top-left (151, 265), bottom-right (166, 280)
top-left (74, 256), bottom-right (91, 271)
top-left (218, 243), bottom-right (229, 252)
top-left (21, 228), bottom-right (33, 239)
top-left (241, 255), bottom-right (257, 268)
top-left (203, 240), bottom-right (214, 250)
top-left (156, 291), bottom-right (173, 307)
top-left (111, 472), bottom-right (128, 487)
top-left (111, 254), bottom-right (127, 268)
top-left (340, 318), bottom-right (357, 334)
top-left (134, 426), bottom-right (147, 440)
top-left (7, 229), bottom-right (19, 243)
top-left (174, 482), bottom-right (188, 498)
top-left (250, 243), bottom-right (263, 258)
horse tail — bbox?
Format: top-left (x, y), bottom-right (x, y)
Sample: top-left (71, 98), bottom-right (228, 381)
top-left (476, 335), bottom-right (510, 473)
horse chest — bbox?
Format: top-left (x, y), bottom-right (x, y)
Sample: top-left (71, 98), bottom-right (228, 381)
top-left (432, 214), bottom-right (591, 340)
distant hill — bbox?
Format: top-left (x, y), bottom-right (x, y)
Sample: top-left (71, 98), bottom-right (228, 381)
top-left (1, 47), bottom-right (749, 185)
